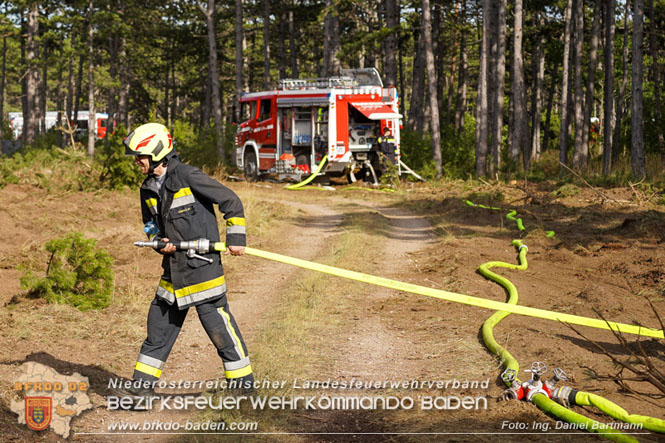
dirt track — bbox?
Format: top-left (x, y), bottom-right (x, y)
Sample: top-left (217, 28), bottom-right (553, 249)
top-left (1, 181), bottom-right (664, 441)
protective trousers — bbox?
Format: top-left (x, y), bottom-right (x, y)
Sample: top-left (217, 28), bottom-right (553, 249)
top-left (133, 294), bottom-right (253, 386)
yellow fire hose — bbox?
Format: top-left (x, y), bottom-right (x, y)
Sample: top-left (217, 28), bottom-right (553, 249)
top-left (470, 202), bottom-right (665, 439)
top-left (211, 242), bottom-right (662, 338)
top-left (481, 242), bottom-right (633, 442)
top-left (284, 156), bottom-right (328, 190)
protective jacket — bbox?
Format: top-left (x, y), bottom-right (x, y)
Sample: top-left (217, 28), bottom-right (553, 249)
top-left (139, 157), bottom-right (246, 310)
top-left (377, 136), bottom-right (396, 164)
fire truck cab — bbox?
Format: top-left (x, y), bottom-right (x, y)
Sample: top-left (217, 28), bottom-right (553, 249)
top-left (235, 68), bottom-right (402, 183)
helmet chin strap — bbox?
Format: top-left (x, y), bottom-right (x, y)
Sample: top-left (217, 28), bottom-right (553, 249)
top-left (148, 153), bottom-right (175, 176)
top-left (148, 159), bottom-right (163, 176)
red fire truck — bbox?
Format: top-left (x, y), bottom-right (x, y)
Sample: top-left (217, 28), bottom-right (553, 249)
top-left (235, 68), bottom-right (402, 182)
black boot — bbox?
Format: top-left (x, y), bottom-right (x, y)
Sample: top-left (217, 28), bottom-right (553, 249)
top-left (227, 373), bottom-right (255, 396)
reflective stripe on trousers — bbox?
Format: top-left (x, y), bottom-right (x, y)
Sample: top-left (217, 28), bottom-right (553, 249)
top-left (133, 294), bottom-right (251, 382)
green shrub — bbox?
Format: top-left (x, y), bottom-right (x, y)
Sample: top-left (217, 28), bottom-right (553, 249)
top-left (441, 114), bottom-right (476, 179)
top-left (20, 232), bottom-right (114, 311)
top-left (401, 113), bottom-right (477, 180)
top-left (98, 124), bottom-right (143, 190)
top-left (552, 183), bottom-right (580, 198)
top-left (0, 135), bottom-right (102, 191)
top-left (173, 119), bottom-right (219, 169)
top-left (400, 128), bottom-right (438, 179)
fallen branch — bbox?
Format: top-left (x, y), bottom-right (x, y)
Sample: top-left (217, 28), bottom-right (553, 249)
top-left (628, 181), bottom-right (643, 204)
top-left (563, 305), bottom-right (665, 398)
top-left (559, 162), bottom-right (622, 205)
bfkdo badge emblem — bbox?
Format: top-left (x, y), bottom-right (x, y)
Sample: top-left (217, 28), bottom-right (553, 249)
top-left (25, 397), bottom-right (52, 431)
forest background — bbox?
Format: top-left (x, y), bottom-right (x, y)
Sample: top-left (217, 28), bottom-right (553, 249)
top-left (0, 0), bottom-right (663, 187)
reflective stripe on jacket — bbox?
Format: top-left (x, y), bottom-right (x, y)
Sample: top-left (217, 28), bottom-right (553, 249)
top-left (139, 157), bottom-right (246, 310)
top-left (377, 136), bottom-right (396, 163)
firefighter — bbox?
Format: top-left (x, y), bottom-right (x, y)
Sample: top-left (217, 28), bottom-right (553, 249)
top-left (377, 127), bottom-right (397, 164)
top-left (113, 123), bottom-right (253, 401)
top-left (372, 127), bottom-right (397, 179)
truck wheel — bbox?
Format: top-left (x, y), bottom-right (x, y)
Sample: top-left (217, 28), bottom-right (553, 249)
top-left (244, 151), bottom-right (259, 182)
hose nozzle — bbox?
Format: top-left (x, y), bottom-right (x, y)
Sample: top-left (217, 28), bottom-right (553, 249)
top-left (134, 240), bottom-right (160, 248)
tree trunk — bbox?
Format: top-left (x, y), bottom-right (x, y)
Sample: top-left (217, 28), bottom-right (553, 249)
top-left (487, 0), bottom-right (497, 174)
top-left (631, 0), bottom-right (645, 179)
top-left (235, 0), bottom-right (243, 123)
top-left (200, 65), bottom-right (209, 128)
top-left (422, 0), bottom-right (442, 177)
top-left (87, 0), bottom-right (95, 158)
top-left (454, 0), bottom-right (467, 133)
top-left (475, 0), bottom-right (490, 177)
top-left (490, 0), bottom-right (506, 173)
top-left (571, 0), bottom-right (585, 169)
top-left (602, 0), bottom-right (616, 175)
top-left (20, 12), bottom-right (27, 139)
top-left (433, 2), bottom-right (444, 119)
top-left (25, 3), bottom-right (39, 144)
top-left (398, 27), bottom-right (405, 116)
top-left (117, 36), bottom-right (129, 128)
top-left (39, 46), bottom-right (47, 135)
top-left (0, 34), bottom-right (6, 141)
top-left (321, 0), bottom-right (341, 77)
top-left (580, 1), bottom-right (601, 161)
top-left (364, 1), bottom-right (378, 69)
top-left (614, 3), bottom-right (630, 162)
top-left (445, 1), bottom-right (461, 127)
top-left (164, 58), bottom-right (170, 126)
top-left (408, 22), bottom-right (425, 132)
top-left (73, 51), bottom-right (83, 127)
top-left (383, 0), bottom-right (398, 87)
top-left (559, 0), bottom-right (574, 168)
top-left (55, 42), bottom-right (64, 148)
top-left (543, 58), bottom-right (559, 153)
top-left (278, 8), bottom-right (287, 79)
top-left (199, 0), bottom-right (225, 161)
top-left (511, 0), bottom-right (527, 168)
top-left (263, 0), bottom-right (271, 89)
top-left (647, 0), bottom-right (664, 160)
top-left (288, 7), bottom-right (298, 77)
top-left (170, 37), bottom-right (177, 125)
top-left (530, 13), bottom-right (545, 163)
top-left (104, 34), bottom-right (118, 152)
top-left (65, 29), bottom-right (74, 138)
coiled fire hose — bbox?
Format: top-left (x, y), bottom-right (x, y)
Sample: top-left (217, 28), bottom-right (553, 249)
top-left (482, 242), bottom-right (631, 441)
top-left (470, 201), bottom-right (665, 439)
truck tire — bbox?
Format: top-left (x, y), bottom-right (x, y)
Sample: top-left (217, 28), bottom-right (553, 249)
top-left (244, 150), bottom-right (259, 182)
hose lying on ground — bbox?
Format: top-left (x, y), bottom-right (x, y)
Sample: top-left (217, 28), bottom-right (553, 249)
top-left (479, 241), bottom-right (634, 442)
top-left (284, 156), bottom-right (328, 190)
top-left (469, 201), bottom-right (665, 439)
top-left (134, 238), bottom-right (663, 338)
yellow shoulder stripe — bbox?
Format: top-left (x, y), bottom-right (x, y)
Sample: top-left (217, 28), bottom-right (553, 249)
top-left (226, 217), bottom-right (246, 226)
top-left (173, 187), bottom-right (192, 199)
